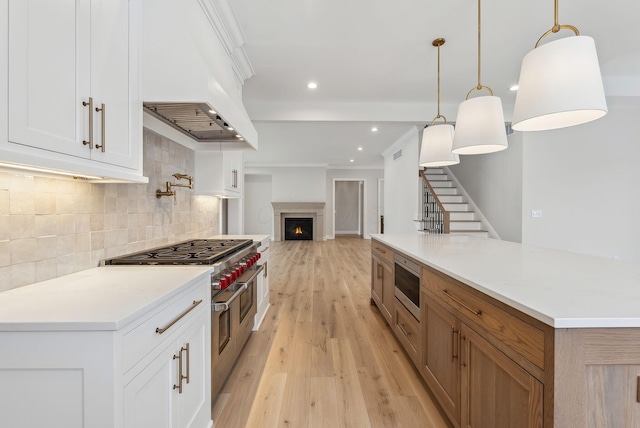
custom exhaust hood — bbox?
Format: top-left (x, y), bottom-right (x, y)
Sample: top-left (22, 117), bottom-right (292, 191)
top-left (142, 0), bottom-right (258, 150)
top-left (143, 102), bottom-right (245, 143)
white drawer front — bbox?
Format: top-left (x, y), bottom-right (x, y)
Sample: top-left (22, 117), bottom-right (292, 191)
top-left (122, 282), bottom-right (208, 373)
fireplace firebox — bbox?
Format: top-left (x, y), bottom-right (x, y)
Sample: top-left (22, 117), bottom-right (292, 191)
top-left (284, 218), bottom-right (313, 241)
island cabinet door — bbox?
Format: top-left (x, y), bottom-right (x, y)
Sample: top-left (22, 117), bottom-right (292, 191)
top-left (421, 295), bottom-right (462, 427)
top-left (371, 254), bottom-right (393, 324)
top-left (460, 324), bottom-right (543, 428)
top-left (371, 256), bottom-right (384, 306)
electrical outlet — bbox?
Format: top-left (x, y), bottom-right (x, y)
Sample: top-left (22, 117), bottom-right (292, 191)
top-left (531, 210), bottom-right (543, 218)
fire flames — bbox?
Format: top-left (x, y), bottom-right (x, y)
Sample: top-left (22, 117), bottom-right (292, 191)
top-left (294, 227), bottom-right (303, 235)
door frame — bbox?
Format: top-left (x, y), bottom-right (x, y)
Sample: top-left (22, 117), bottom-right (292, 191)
top-left (332, 178), bottom-right (366, 238)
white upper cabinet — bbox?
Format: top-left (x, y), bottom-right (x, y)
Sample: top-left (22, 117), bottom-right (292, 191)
top-left (1, 0), bottom-right (145, 182)
top-left (194, 150), bottom-right (243, 198)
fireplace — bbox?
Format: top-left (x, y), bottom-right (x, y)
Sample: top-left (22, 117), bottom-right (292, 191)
top-left (284, 218), bottom-right (313, 241)
top-left (272, 202), bottom-right (325, 242)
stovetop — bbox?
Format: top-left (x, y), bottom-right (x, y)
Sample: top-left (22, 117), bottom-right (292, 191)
top-left (103, 239), bottom-right (254, 265)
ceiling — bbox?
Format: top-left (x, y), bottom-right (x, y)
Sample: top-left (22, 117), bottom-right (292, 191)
top-left (232, 0), bottom-right (640, 169)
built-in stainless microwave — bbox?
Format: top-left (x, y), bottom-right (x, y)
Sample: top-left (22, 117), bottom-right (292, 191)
top-left (394, 254), bottom-right (420, 320)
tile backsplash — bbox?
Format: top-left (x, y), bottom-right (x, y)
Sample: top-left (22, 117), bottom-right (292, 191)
top-left (0, 129), bottom-right (221, 292)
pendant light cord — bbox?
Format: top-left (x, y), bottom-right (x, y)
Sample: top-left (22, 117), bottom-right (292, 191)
top-left (535, 0), bottom-right (579, 48)
top-left (430, 38), bottom-right (447, 125)
top-left (477, 0), bottom-right (482, 91)
top-left (465, 0), bottom-right (493, 99)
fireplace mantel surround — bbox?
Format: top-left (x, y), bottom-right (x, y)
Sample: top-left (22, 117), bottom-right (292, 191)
top-left (272, 202), bottom-right (325, 241)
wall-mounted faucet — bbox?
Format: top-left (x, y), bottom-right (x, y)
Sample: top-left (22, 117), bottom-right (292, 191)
top-left (171, 173), bottom-right (194, 189)
top-left (156, 181), bottom-right (176, 201)
top-left (156, 173), bottom-right (194, 203)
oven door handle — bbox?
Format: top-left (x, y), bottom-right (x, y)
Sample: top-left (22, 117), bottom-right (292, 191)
top-left (212, 283), bottom-right (248, 312)
top-left (237, 264), bottom-right (264, 287)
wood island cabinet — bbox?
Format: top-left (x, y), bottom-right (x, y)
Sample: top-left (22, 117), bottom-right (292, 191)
top-left (421, 265), bottom-right (545, 428)
top-left (421, 295), bottom-right (462, 426)
top-left (371, 242), bottom-right (394, 325)
top-left (372, 235), bottom-right (640, 427)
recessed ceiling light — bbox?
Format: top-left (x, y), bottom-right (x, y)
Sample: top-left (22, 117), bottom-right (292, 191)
top-left (371, 127), bottom-right (378, 132)
top-left (209, 109), bottom-right (217, 114)
top-left (227, 127), bottom-right (234, 131)
top-left (509, 85), bottom-right (519, 91)
top-left (307, 82), bottom-right (318, 89)
top-left (350, 159), bottom-right (354, 163)
top-left (235, 134), bottom-right (242, 138)
top-left (357, 147), bottom-right (363, 151)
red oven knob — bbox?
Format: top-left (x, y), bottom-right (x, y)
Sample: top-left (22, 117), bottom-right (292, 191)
top-left (256, 252), bottom-right (261, 260)
top-left (220, 277), bottom-right (228, 289)
top-left (246, 258), bottom-right (253, 268)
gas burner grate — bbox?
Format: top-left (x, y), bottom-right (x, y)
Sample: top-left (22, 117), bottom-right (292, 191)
top-left (103, 239), bottom-right (254, 265)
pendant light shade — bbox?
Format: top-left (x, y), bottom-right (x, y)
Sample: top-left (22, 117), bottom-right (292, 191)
top-left (420, 124), bottom-right (459, 166)
top-left (512, 36), bottom-right (607, 131)
top-left (452, 96), bottom-right (508, 155)
top-left (419, 37), bottom-right (459, 167)
top-left (451, 0), bottom-right (508, 155)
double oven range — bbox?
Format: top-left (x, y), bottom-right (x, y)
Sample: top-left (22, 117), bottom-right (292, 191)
top-left (104, 238), bottom-right (263, 402)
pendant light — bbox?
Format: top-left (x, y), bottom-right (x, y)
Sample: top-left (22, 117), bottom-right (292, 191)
top-left (511, 0), bottom-right (607, 131)
top-left (419, 38), bottom-right (459, 167)
top-left (451, 0), bottom-right (508, 155)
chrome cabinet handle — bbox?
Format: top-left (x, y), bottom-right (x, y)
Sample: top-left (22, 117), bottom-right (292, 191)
top-left (155, 300), bottom-right (203, 334)
top-left (95, 103), bottom-right (105, 152)
top-left (441, 289), bottom-right (482, 317)
top-left (82, 97), bottom-right (94, 149)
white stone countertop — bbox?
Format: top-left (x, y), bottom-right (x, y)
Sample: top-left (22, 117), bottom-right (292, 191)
top-left (207, 234), bottom-right (270, 245)
top-left (371, 233), bottom-right (640, 328)
top-left (0, 266), bottom-right (213, 331)
top-left (0, 235), bottom-right (270, 332)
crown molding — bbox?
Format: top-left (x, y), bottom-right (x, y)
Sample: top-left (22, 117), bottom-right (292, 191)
top-left (381, 126), bottom-right (419, 157)
top-left (197, 0), bottom-right (255, 84)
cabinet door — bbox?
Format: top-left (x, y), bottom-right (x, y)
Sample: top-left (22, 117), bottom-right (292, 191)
top-left (380, 258), bottom-right (394, 323)
top-left (123, 346), bottom-right (175, 428)
top-left (371, 256), bottom-right (384, 305)
top-left (460, 324), bottom-right (543, 428)
top-left (8, 0), bottom-right (90, 157)
top-left (422, 296), bottom-right (461, 426)
top-left (176, 310), bottom-right (210, 428)
top-left (223, 151), bottom-right (243, 194)
top-left (90, 0), bottom-right (140, 169)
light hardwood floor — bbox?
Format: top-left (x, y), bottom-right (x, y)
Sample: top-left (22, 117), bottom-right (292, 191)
top-left (212, 237), bottom-right (452, 428)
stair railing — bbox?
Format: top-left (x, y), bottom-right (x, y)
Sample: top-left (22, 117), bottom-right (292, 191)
top-left (418, 169), bottom-right (450, 234)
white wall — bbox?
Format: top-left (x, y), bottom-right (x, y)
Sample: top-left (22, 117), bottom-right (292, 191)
top-left (244, 174), bottom-right (273, 236)
top-left (521, 100), bottom-right (640, 261)
top-left (244, 166), bottom-right (327, 237)
top-left (382, 127), bottom-right (420, 234)
top-left (448, 132), bottom-right (523, 243)
top-left (325, 169), bottom-right (383, 239)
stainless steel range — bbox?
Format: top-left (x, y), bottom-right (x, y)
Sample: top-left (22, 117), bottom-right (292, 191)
top-left (103, 238), bottom-right (264, 404)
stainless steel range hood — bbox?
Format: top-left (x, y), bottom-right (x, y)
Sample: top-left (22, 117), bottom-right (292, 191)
top-left (143, 102), bottom-right (245, 143)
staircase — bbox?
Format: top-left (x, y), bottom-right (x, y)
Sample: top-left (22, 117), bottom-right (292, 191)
top-left (421, 168), bottom-right (490, 238)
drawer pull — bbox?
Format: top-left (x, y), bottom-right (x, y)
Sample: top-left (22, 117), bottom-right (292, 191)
top-left (451, 327), bottom-right (459, 362)
top-left (156, 300), bottom-right (203, 334)
top-left (172, 343), bottom-right (189, 393)
top-left (375, 246), bottom-right (386, 254)
top-left (441, 289), bottom-right (482, 317)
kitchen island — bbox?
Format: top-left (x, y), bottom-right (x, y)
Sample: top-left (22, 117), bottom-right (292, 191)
top-left (372, 233), bottom-right (640, 428)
